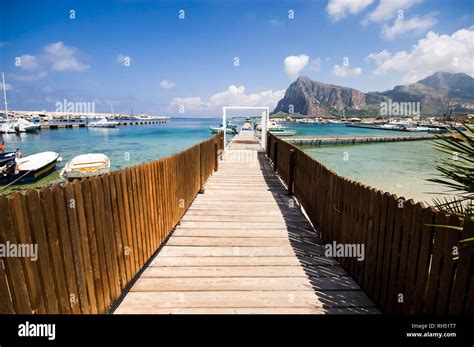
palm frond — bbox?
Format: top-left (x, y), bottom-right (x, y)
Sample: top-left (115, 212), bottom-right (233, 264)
top-left (427, 121), bottom-right (474, 251)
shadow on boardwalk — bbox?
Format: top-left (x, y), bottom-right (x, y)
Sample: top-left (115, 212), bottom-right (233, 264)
top-left (256, 151), bottom-right (379, 314)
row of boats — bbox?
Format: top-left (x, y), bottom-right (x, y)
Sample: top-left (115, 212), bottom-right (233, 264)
top-left (296, 118), bottom-right (346, 124)
top-left (291, 117), bottom-right (460, 133)
top-left (0, 145), bottom-right (111, 185)
top-left (0, 117), bottom-right (121, 134)
top-left (0, 118), bottom-right (41, 133)
top-left (209, 120), bottom-right (297, 136)
top-left (346, 119), bottom-right (450, 133)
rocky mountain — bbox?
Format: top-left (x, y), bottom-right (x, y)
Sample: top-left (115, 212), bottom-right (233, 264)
top-left (274, 76), bottom-right (366, 118)
top-left (274, 72), bottom-right (474, 117)
top-left (367, 72), bottom-right (474, 105)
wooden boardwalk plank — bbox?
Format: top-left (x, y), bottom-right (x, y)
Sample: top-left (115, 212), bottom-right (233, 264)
top-left (116, 290), bottom-right (374, 310)
top-left (130, 276), bottom-right (361, 291)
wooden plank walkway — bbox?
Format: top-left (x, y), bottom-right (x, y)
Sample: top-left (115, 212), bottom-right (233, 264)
top-left (114, 126), bottom-right (380, 314)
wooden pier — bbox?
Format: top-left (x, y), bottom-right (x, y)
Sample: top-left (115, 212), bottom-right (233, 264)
top-left (39, 120), bottom-right (168, 130)
top-left (115, 127), bottom-right (378, 313)
top-left (286, 134), bottom-right (438, 146)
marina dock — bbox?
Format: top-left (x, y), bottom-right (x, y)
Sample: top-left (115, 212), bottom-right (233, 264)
top-left (38, 119), bottom-right (168, 130)
top-left (286, 134), bottom-right (438, 146)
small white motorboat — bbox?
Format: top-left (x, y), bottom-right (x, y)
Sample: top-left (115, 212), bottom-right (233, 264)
top-left (0, 151), bottom-right (62, 183)
top-left (0, 122), bottom-right (15, 134)
top-left (269, 129), bottom-right (297, 136)
top-left (256, 121), bottom-right (288, 131)
top-left (60, 153), bottom-right (110, 180)
top-left (413, 126), bottom-right (429, 132)
top-left (88, 118), bottom-right (119, 128)
top-left (209, 126), bottom-right (237, 134)
top-left (13, 118), bottom-right (41, 133)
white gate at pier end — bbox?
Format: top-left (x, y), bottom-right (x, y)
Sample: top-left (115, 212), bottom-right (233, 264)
top-left (222, 106), bottom-right (269, 151)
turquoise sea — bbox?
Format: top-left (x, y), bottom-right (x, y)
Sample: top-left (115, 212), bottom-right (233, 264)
top-left (1, 117), bottom-right (223, 194)
top-left (1, 120), bottom-right (446, 202)
top-left (302, 140), bottom-right (448, 204)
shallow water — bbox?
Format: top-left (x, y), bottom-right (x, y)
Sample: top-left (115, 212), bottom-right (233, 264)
top-left (302, 140), bottom-right (450, 204)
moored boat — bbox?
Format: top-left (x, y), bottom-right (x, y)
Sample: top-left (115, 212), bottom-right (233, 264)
top-left (88, 118), bottom-right (119, 128)
top-left (0, 122), bottom-right (15, 134)
top-left (256, 121), bottom-right (288, 131)
top-left (0, 151), bottom-right (62, 183)
top-left (0, 151), bottom-right (18, 167)
top-left (60, 153), bottom-right (111, 180)
top-left (13, 118), bottom-right (41, 133)
top-left (269, 129), bottom-right (296, 136)
top-left (209, 126), bottom-right (236, 134)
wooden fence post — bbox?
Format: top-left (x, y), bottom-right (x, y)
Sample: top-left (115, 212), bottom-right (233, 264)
top-left (266, 133), bottom-right (271, 157)
top-left (273, 140), bottom-right (278, 173)
top-left (288, 149), bottom-right (295, 195)
top-left (214, 142), bottom-right (219, 172)
top-left (199, 143), bottom-right (204, 192)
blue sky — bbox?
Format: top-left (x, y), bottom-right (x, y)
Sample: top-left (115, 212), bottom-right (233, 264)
top-left (0, 0), bottom-right (472, 116)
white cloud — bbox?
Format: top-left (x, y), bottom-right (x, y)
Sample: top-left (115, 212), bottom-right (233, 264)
top-left (366, 49), bottom-right (391, 65)
top-left (169, 85), bottom-right (285, 112)
top-left (326, 0), bottom-right (374, 21)
top-left (284, 55), bottom-right (310, 79)
top-left (367, 27), bottom-right (474, 82)
top-left (364, 0), bottom-right (421, 23)
top-left (308, 58), bottom-right (322, 72)
top-left (382, 15), bottom-right (437, 39)
top-left (10, 71), bottom-right (48, 81)
top-left (17, 54), bottom-right (39, 70)
top-left (160, 80), bottom-right (176, 89)
top-left (207, 85), bottom-right (285, 110)
top-left (170, 97), bottom-right (206, 111)
top-left (43, 42), bottom-right (89, 71)
top-left (333, 64), bottom-right (362, 77)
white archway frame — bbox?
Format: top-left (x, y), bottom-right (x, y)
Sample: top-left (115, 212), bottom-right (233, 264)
top-left (222, 106), bottom-right (269, 151)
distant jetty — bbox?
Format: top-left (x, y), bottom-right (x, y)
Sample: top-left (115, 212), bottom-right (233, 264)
top-left (1, 110), bottom-right (170, 122)
top-left (0, 110), bottom-right (170, 130)
top-left (286, 134), bottom-right (439, 146)
top-left (38, 119), bottom-right (168, 130)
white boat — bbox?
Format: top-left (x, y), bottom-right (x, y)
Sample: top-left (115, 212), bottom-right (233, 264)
top-left (88, 118), bottom-right (119, 128)
top-left (256, 121), bottom-right (288, 131)
top-left (328, 119), bottom-right (346, 124)
top-left (60, 153), bottom-right (110, 180)
top-left (414, 126), bottom-right (429, 132)
top-left (241, 123), bottom-right (253, 131)
top-left (0, 122), bottom-right (16, 134)
top-left (1, 151), bottom-right (62, 183)
top-left (269, 129), bottom-right (296, 136)
top-left (13, 118), bottom-right (40, 133)
top-left (209, 126), bottom-right (236, 134)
